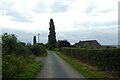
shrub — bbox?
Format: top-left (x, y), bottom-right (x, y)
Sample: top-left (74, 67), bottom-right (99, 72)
top-left (2, 53), bottom-right (27, 78)
top-left (2, 33), bottom-right (17, 54)
top-left (2, 53), bottom-right (38, 78)
top-left (61, 48), bottom-right (120, 77)
top-left (1, 33), bottom-right (45, 79)
top-left (31, 43), bottom-right (47, 56)
top-left (16, 42), bottom-right (32, 56)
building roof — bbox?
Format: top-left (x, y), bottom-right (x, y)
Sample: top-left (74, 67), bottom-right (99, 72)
top-left (77, 40), bottom-right (101, 48)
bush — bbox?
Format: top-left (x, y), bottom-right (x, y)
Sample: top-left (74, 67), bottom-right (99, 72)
top-left (18, 61), bottom-right (43, 78)
top-left (16, 42), bottom-right (32, 56)
top-left (2, 53), bottom-right (38, 78)
top-left (61, 48), bottom-right (120, 77)
top-left (31, 43), bottom-right (47, 56)
top-left (2, 53), bottom-right (27, 78)
top-left (2, 33), bottom-right (17, 54)
top-left (1, 33), bottom-right (45, 79)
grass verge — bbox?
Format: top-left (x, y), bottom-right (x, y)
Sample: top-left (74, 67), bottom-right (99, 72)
top-left (55, 51), bottom-right (115, 79)
top-left (17, 61), bottom-right (43, 79)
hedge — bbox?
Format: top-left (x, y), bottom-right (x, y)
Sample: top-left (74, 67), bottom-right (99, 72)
top-left (61, 47), bottom-right (120, 77)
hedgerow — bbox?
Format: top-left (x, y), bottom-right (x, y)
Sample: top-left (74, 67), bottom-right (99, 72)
top-left (61, 47), bottom-right (120, 77)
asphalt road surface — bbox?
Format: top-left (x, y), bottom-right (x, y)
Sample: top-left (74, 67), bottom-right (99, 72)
top-left (36, 51), bottom-right (85, 78)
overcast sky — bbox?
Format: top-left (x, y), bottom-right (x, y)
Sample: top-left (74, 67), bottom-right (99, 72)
top-left (0, 0), bottom-right (119, 45)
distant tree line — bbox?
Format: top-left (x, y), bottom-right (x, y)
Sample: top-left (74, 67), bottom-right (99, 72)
top-left (58, 40), bottom-right (71, 48)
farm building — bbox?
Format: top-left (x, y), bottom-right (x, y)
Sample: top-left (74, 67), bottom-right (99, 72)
top-left (75, 40), bottom-right (101, 48)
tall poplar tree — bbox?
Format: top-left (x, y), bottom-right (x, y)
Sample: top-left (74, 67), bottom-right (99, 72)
top-left (48, 18), bottom-right (56, 49)
top-left (33, 36), bottom-right (36, 45)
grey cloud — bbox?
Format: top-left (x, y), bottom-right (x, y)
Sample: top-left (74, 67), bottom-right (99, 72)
top-left (99, 21), bottom-right (117, 27)
top-left (33, 1), bottom-right (70, 13)
top-left (85, 1), bottom-right (114, 16)
top-left (50, 1), bottom-right (70, 13)
top-left (85, 6), bottom-right (114, 15)
top-left (85, 5), bottom-right (97, 14)
top-left (33, 2), bottom-right (48, 13)
top-left (98, 9), bottom-right (115, 14)
top-left (0, 2), bottom-right (33, 22)
top-left (10, 14), bottom-right (33, 23)
top-left (85, 1), bottom-right (97, 15)
top-left (75, 21), bottom-right (117, 28)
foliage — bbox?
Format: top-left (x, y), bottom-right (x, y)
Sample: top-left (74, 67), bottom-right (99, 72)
top-left (2, 33), bottom-right (17, 54)
top-left (2, 53), bottom-right (27, 78)
top-left (16, 42), bottom-right (32, 56)
top-left (45, 43), bottom-right (48, 49)
top-left (1, 33), bottom-right (47, 56)
top-left (61, 48), bottom-right (120, 78)
top-left (18, 61), bottom-right (43, 78)
top-left (58, 40), bottom-right (71, 48)
top-left (48, 18), bottom-right (57, 50)
top-left (54, 48), bottom-right (60, 51)
top-left (31, 43), bottom-right (47, 56)
top-left (2, 53), bottom-right (42, 79)
top-left (33, 36), bottom-right (37, 45)
top-left (1, 33), bottom-right (46, 78)
top-left (55, 51), bottom-right (114, 78)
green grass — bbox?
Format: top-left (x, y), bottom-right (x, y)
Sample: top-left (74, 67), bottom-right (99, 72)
top-left (55, 51), bottom-right (114, 79)
top-left (17, 61), bottom-right (43, 79)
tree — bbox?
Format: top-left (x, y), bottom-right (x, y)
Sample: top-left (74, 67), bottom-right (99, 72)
top-left (58, 40), bottom-right (71, 48)
top-left (48, 18), bottom-right (57, 50)
top-left (31, 43), bottom-right (47, 56)
top-left (33, 36), bottom-right (36, 45)
top-left (16, 41), bottom-right (32, 56)
top-left (2, 33), bottom-right (17, 54)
